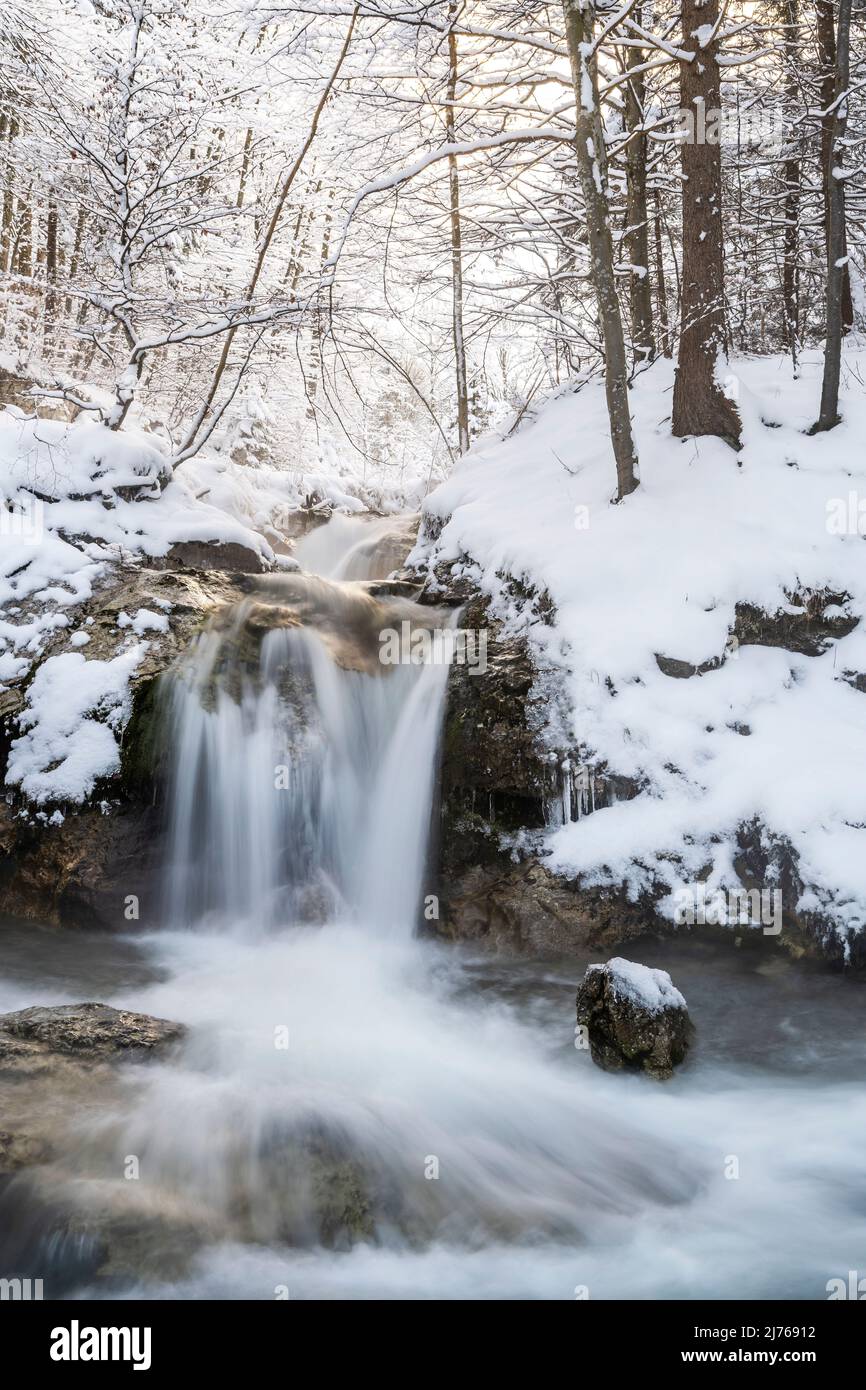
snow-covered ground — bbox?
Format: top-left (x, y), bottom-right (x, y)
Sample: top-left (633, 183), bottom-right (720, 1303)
top-left (0, 409), bottom-right (377, 802)
top-left (411, 346), bottom-right (866, 952)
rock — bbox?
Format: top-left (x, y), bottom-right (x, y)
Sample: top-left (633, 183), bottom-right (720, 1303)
top-left (149, 539), bottom-right (271, 574)
top-left (437, 857), bottom-right (658, 955)
top-left (0, 1003), bottom-right (185, 1073)
top-left (733, 589), bottom-right (857, 657)
top-left (655, 653), bottom-right (722, 679)
top-left (0, 565), bottom-right (249, 722)
top-left (576, 957), bottom-right (693, 1079)
top-left (431, 593), bottom-right (648, 950)
top-left (0, 1130), bottom-right (52, 1172)
top-left (0, 363), bottom-right (76, 421)
top-left (0, 796), bottom-right (162, 929)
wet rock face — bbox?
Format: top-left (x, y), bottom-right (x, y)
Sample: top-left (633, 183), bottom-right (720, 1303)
top-left (0, 1130), bottom-right (52, 1173)
top-left (431, 591), bottom-right (654, 954)
top-left (0, 793), bottom-right (162, 930)
top-left (439, 859), bottom-right (659, 956)
top-left (0, 1003), bottom-right (185, 1071)
top-left (0, 1002), bottom-right (189, 1293)
top-left (576, 958), bottom-right (693, 1079)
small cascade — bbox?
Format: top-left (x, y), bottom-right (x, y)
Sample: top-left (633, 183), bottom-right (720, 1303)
top-left (161, 574), bottom-right (452, 937)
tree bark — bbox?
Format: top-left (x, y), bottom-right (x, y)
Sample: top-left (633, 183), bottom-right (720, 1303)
top-left (814, 0), bottom-right (853, 431)
top-left (447, 9), bottom-right (471, 454)
top-left (0, 113), bottom-right (17, 275)
top-left (652, 187), bottom-right (671, 356)
top-left (816, 0), bottom-right (854, 334)
top-left (306, 186), bottom-right (335, 420)
top-left (623, 28), bottom-right (655, 365)
top-left (43, 195), bottom-right (58, 351)
top-left (782, 0), bottom-right (801, 369)
top-left (562, 0), bottom-right (639, 498)
top-left (12, 184), bottom-right (32, 279)
top-left (671, 0), bottom-right (741, 446)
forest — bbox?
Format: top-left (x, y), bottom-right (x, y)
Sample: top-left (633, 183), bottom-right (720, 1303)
top-left (1, 0), bottom-right (866, 1328)
top-left (1, 1), bottom-right (862, 486)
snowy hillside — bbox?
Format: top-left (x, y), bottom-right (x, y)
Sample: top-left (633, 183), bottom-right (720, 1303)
top-left (412, 347), bottom-right (866, 953)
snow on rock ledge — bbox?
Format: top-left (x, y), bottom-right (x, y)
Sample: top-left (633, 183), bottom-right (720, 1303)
top-left (411, 350), bottom-right (866, 959)
top-left (5, 645), bottom-right (144, 804)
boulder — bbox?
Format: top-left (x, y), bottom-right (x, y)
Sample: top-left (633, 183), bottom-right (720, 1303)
top-left (0, 1003), bottom-right (185, 1074)
top-left (575, 957), bottom-right (692, 1079)
top-left (149, 539), bottom-right (271, 574)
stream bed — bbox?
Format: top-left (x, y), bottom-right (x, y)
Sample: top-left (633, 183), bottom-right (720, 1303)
top-left (1, 916), bottom-right (863, 1301)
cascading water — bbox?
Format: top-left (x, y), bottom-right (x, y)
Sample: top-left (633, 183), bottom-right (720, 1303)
top-left (161, 584), bottom-right (450, 937)
top-left (3, 514), bottom-right (865, 1300)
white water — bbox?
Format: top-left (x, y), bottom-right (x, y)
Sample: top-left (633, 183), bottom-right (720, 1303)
top-left (4, 515), bottom-right (865, 1300)
top-left (163, 607), bottom-right (449, 937)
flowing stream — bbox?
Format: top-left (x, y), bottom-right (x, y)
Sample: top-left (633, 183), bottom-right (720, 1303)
top-left (2, 515), bottom-right (865, 1301)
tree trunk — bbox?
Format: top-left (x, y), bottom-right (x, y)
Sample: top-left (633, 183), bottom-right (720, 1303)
top-left (12, 184), bottom-right (32, 279)
top-left (447, 9), bottom-right (470, 455)
top-left (652, 187), bottom-right (671, 356)
top-left (782, 0), bottom-right (801, 369)
top-left (65, 207), bottom-right (87, 318)
top-left (816, 0), bottom-right (854, 334)
top-left (562, 0), bottom-right (639, 498)
top-left (671, 0), bottom-right (741, 447)
top-left (623, 28), bottom-right (655, 365)
top-left (0, 113), bottom-right (17, 275)
top-left (814, 0), bottom-right (853, 432)
top-left (43, 196), bottom-right (58, 352)
top-left (306, 186), bottom-right (336, 420)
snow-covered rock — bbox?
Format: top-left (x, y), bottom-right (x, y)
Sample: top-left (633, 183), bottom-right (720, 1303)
top-left (576, 957), bottom-right (692, 1079)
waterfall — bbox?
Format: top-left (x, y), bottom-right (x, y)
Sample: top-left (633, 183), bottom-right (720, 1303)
top-left (6, 514), bottom-right (861, 1303)
top-left (161, 574), bottom-right (452, 938)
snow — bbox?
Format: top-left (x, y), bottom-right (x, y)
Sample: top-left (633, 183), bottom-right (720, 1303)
top-left (6, 645), bottom-right (144, 803)
top-left (117, 608), bottom-right (170, 635)
top-left (0, 412), bottom-right (170, 499)
top-left (411, 345), bottom-right (866, 948)
top-left (0, 407), bottom-right (384, 806)
top-left (589, 958), bottom-right (687, 1014)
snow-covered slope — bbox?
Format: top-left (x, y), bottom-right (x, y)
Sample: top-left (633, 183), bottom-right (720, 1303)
top-left (411, 347), bottom-right (866, 953)
top-left (0, 409), bottom-right (376, 802)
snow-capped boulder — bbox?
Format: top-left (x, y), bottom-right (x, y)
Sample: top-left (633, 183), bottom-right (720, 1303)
top-left (576, 957), bottom-right (692, 1079)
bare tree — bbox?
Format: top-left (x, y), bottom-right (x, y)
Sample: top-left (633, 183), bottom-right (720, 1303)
top-left (622, 10), bottom-right (655, 366)
top-left (446, 5), bottom-right (470, 455)
top-left (562, 0), bottom-right (639, 498)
